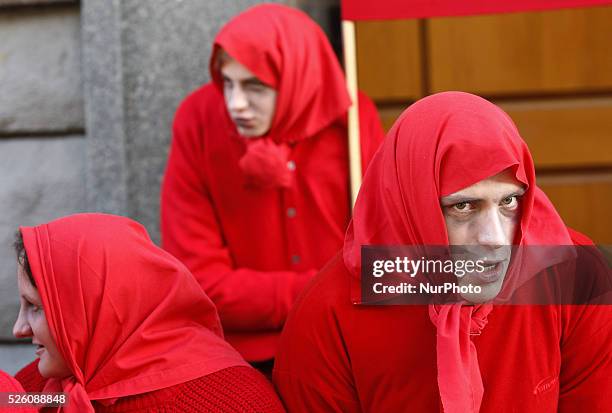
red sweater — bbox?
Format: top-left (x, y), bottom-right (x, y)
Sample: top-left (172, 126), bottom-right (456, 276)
top-left (161, 85), bottom-right (384, 361)
top-left (274, 253), bottom-right (612, 412)
top-left (16, 360), bottom-right (285, 413)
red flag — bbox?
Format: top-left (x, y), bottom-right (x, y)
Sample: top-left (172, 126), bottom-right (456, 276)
top-left (341, 0), bottom-right (612, 20)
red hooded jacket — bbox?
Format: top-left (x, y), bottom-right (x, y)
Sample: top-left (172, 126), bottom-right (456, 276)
top-left (161, 4), bottom-right (385, 361)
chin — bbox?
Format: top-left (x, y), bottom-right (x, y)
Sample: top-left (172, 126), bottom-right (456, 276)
top-left (38, 359), bottom-right (71, 379)
top-left (237, 127), bottom-right (264, 137)
top-left (37, 361), bottom-right (53, 378)
top-left (461, 285), bottom-right (503, 303)
top-left (458, 277), bottom-right (505, 304)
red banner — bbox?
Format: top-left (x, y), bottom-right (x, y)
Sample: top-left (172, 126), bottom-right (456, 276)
top-left (341, 0), bottom-right (612, 20)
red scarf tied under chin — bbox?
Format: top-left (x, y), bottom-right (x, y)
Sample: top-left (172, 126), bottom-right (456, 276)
top-left (238, 138), bottom-right (292, 189)
top-left (343, 92), bottom-right (572, 413)
top-left (429, 304), bottom-right (493, 413)
top-left (21, 213), bottom-right (248, 413)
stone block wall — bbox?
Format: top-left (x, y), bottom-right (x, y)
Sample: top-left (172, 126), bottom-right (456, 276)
top-left (0, 2), bottom-right (84, 340)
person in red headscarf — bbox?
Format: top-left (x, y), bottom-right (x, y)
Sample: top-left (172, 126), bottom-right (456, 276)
top-left (273, 92), bottom-right (612, 412)
top-left (161, 4), bottom-right (385, 366)
top-left (11, 213), bottom-right (285, 412)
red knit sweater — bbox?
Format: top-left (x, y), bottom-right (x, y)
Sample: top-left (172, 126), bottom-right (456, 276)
top-left (16, 360), bottom-right (285, 412)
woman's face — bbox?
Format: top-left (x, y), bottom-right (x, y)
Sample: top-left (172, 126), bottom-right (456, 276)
top-left (13, 265), bottom-right (71, 378)
top-left (220, 55), bottom-right (277, 137)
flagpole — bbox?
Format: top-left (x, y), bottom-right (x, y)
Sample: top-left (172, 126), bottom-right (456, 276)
top-left (342, 19), bottom-right (362, 208)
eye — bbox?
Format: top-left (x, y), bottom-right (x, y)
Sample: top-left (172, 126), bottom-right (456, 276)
top-left (26, 301), bottom-right (42, 314)
top-left (245, 83), bottom-right (267, 93)
top-left (441, 198), bottom-right (477, 218)
top-left (452, 202), bottom-right (471, 211)
top-left (501, 195), bottom-right (520, 209)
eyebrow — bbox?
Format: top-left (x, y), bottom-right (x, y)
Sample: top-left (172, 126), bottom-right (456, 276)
top-left (20, 287), bottom-right (41, 304)
top-left (440, 188), bottom-right (526, 206)
top-left (221, 75), bottom-right (266, 87)
top-left (440, 195), bottom-right (479, 206)
top-left (21, 293), bottom-right (37, 304)
top-left (242, 78), bottom-right (267, 86)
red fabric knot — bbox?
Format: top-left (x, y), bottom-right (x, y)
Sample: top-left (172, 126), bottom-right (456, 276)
top-left (468, 304), bottom-right (492, 335)
top-left (239, 138), bottom-right (292, 189)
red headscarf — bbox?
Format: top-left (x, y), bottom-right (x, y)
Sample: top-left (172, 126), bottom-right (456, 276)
top-left (209, 4), bottom-right (352, 189)
top-left (210, 4), bottom-right (351, 144)
top-left (20, 213), bottom-right (248, 413)
top-left (343, 92), bottom-right (572, 412)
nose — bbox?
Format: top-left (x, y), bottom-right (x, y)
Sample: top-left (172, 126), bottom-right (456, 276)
top-left (227, 84), bottom-right (249, 112)
top-left (476, 207), bottom-right (507, 249)
top-left (13, 310), bottom-right (32, 339)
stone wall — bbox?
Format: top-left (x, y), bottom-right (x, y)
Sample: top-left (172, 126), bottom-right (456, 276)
top-left (0, 5), bottom-right (82, 133)
top-left (0, 2), bottom-right (84, 340)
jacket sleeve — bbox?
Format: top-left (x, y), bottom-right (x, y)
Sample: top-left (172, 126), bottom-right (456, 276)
top-left (161, 98), bottom-right (314, 332)
top-left (558, 303), bottom-right (612, 411)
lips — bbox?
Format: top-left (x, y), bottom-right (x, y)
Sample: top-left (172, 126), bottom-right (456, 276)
top-left (233, 118), bottom-right (256, 129)
top-left (472, 260), bottom-right (506, 284)
top-left (33, 342), bottom-right (45, 356)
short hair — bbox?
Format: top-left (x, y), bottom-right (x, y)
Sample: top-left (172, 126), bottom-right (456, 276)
top-left (213, 48), bottom-right (232, 73)
top-left (13, 230), bottom-right (36, 287)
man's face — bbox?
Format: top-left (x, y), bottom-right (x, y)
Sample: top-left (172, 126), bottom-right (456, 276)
top-left (440, 169), bottom-right (525, 303)
top-left (220, 55), bottom-right (277, 137)
top-left (13, 265), bottom-right (71, 378)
